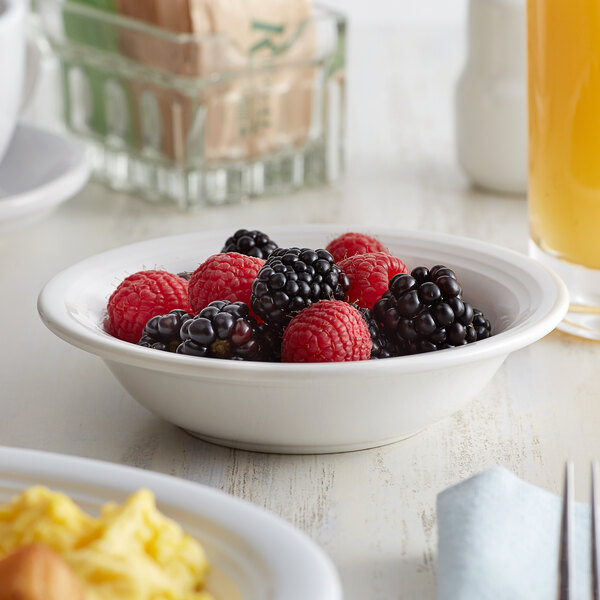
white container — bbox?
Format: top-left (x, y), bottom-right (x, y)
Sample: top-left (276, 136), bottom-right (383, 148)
top-left (0, 0), bottom-right (26, 164)
top-left (455, 0), bottom-right (527, 195)
top-left (0, 445), bottom-right (342, 600)
top-left (37, 225), bottom-right (568, 454)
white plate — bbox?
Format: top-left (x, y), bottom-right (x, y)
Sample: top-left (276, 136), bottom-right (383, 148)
top-left (0, 124), bottom-right (89, 233)
top-left (0, 445), bottom-right (341, 600)
top-left (37, 225), bottom-right (569, 454)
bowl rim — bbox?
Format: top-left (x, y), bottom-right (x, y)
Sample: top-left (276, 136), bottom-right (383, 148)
top-left (37, 225), bottom-right (569, 377)
top-left (0, 444), bottom-right (342, 599)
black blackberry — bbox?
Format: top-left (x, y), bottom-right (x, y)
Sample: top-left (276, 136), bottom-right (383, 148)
top-left (138, 309), bottom-right (194, 352)
top-left (176, 300), bottom-right (273, 361)
top-left (357, 307), bottom-right (396, 359)
top-left (257, 322), bottom-right (283, 362)
top-left (222, 229), bottom-right (278, 259)
top-left (177, 271), bottom-right (193, 281)
top-left (251, 247), bottom-right (350, 330)
top-left (373, 265), bottom-right (493, 355)
top-left (473, 308), bottom-right (492, 340)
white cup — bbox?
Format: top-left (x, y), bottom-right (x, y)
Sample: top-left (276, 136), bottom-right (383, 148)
top-left (0, 0), bottom-right (26, 165)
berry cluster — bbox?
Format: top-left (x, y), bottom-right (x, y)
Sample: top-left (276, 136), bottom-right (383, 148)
top-left (177, 301), bottom-right (273, 360)
top-left (105, 230), bottom-right (493, 363)
top-left (221, 228), bottom-right (278, 259)
top-left (373, 266), bottom-right (492, 355)
top-left (251, 247), bottom-right (350, 330)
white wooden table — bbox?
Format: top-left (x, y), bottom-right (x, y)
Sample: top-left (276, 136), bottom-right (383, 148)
top-left (4, 4), bottom-right (600, 598)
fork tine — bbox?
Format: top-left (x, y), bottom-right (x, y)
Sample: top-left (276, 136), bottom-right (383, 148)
top-left (592, 461), bottom-right (600, 600)
top-left (559, 460), bottom-right (575, 600)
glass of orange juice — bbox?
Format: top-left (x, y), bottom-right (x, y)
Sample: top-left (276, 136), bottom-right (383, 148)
top-left (528, 0), bottom-right (600, 340)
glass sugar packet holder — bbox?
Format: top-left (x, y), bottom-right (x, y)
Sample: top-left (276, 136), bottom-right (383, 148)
top-left (32, 0), bottom-right (346, 209)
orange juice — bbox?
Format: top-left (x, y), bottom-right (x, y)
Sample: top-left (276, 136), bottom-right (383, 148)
top-left (528, 0), bottom-right (600, 269)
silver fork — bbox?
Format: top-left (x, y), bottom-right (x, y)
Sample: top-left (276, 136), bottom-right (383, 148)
top-left (558, 460), bottom-right (600, 599)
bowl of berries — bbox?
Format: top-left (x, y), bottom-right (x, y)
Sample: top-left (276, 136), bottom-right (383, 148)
top-left (37, 225), bottom-right (568, 454)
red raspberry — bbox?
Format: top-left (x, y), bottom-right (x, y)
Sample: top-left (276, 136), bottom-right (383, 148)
top-left (281, 300), bottom-right (371, 363)
top-left (107, 270), bottom-right (191, 343)
top-left (326, 232), bottom-right (389, 263)
top-left (339, 252), bottom-right (409, 310)
top-left (188, 253), bottom-right (264, 316)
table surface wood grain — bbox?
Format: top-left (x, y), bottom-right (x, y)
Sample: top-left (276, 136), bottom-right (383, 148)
top-left (4, 5), bottom-right (600, 599)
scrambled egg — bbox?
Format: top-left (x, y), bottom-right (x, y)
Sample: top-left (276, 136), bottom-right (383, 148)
top-left (0, 486), bottom-right (214, 600)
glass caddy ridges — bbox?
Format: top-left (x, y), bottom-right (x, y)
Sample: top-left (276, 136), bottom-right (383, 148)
top-left (33, 0), bottom-right (346, 209)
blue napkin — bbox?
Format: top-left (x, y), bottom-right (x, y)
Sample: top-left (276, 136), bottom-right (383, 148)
top-left (437, 467), bottom-right (592, 600)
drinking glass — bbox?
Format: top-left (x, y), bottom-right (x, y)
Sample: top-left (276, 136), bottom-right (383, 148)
top-left (527, 0), bottom-right (600, 340)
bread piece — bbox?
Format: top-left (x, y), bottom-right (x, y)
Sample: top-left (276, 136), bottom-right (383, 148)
top-left (0, 544), bottom-right (85, 600)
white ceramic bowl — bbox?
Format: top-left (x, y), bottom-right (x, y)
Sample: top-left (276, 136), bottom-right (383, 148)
top-left (0, 445), bottom-right (341, 600)
top-left (37, 225), bottom-right (569, 454)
